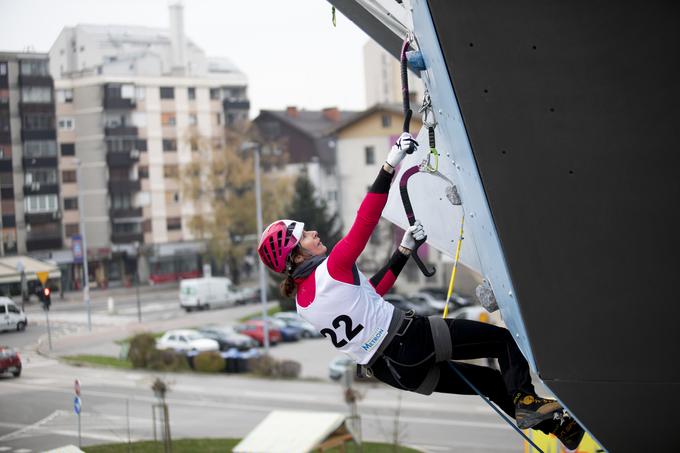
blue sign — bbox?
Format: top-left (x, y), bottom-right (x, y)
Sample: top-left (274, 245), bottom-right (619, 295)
top-left (74, 396), bottom-right (81, 414)
top-left (72, 235), bottom-right (83, 264)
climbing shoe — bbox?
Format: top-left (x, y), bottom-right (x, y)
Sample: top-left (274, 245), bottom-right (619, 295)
top-left (552, 414), bottom-right (586, 450)
top-left (513, 392), bottom-right (563, 429)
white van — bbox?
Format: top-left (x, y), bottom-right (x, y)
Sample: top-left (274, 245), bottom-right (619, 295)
top-left (179, 277), bottom-right (242, 312)
top-left (0, 298), bottom-right (28, 332)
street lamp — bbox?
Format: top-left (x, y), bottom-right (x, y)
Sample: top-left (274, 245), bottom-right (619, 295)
top-left (134, 241), bottom-right (141, 323)
top-left (243, 142), bottom-right (270, 354)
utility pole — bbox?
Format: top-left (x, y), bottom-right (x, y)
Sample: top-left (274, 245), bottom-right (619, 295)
top-left (135, 241), bottom-right (141, 323)
top-left (76, 160), bottom-right (92, 331)
top-left (253, 144), bottom-right (270, 354)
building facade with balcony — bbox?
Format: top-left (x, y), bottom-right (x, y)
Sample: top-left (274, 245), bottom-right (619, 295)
top-left (50, 3), bottom-right (249, 288)
top-left (0, 52), bottom-right (63, 259)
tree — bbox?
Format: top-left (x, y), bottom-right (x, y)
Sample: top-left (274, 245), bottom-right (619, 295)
top-left (181, 124), bottom-right (293, 285)
top-left (286, 171), bottom-right (343, 251)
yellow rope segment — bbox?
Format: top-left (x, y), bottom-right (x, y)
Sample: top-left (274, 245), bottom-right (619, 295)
top-left (443, 215), bottom-right (465, 318)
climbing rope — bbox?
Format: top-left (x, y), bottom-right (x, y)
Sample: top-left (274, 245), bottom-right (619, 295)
top-left (442, 215), bottom-right (464, 319)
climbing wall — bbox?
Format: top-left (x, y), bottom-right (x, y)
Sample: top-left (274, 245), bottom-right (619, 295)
top-left (332, 0), bottom-right (680, 451)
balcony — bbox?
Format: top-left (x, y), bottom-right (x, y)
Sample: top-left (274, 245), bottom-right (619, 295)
top-left (103, 97), bottom-right (135, 110)
top-left (223, 98), bottom-right (251, 111)
top-left (23, 156), bottom-right (58, 168)
top-left (106, 151), bottom-right (139, 167)
top-left (0, 74), bottom-right (8, 89)
top-left (19, 102), bottom-right (54, 114)
top-left (21, 129), bottom-right (56, 141)
top-left (110, 207), bottom-right (143, 219)
top-left (0, 159), bottom-right (11, 172)
top-left (18, 74), bottom-right (53, 87)
top-left (23, 182), bottom-right (59, 196)
top-left (25, 211), bottom-right (61, 224)
top-left (111, 231), bottom-right (143, 244)
top-left (26, 232), bottom-right (62, 251)
top-left (105, 126), bottom-right (138, 137)
top-left (108, 179), bottom-right (141, 194)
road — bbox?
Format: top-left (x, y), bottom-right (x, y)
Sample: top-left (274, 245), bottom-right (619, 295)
top-left (0, 352), bottom-right (524, 453)
top-left (0, 286), bottom-right (532, 452)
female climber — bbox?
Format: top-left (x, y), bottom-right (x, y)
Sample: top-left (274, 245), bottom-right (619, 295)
top-left (257, 132), bottom-right (584, 449)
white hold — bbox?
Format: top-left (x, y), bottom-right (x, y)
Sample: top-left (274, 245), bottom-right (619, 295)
top-left (476, 279), bottom-right (499, 313)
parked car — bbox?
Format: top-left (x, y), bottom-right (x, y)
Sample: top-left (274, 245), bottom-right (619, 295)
top-left (198, 325), bottom-right (259, 351)
top-left (0, 345), bottom-right (21, 377)
top-left (410, 287), bottom-right (473, 314)
top-left (273, 312), bottom-right (321, 338)
top-left (156, 329), bottom-right (219, 352)
top-left (252, 317), bottom-right (301, 342)
top-left (235, 320), bottom-right (282, 346)
top-left (179, 277), bottom-right (244, 312)
top-left (383, 293), bottom-right (436, 317)
top-left (0, 298), bottom-right (27, 332)
top-left (328, 355), bottom-right (355, 381)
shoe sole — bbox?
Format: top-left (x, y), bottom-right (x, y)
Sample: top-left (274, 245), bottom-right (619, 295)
top-left (516, 402), bottom-right (563, 429)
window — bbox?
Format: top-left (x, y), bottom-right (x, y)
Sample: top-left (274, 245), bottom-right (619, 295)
top-left (64, 198), bottom-right (78, 210)
top-left (26, 168), bottom-right (57, 184)
top-left (24, 194), bottom-right (58, 213)
top-left (188, 114), bottom-right (197, 125)
top-left (56, 89), bottom-right (73, 103)
top-left (0, 62), bottom-right (6, 76)
top-left (162, 139), bottom-right (176, 152)
top-left (381, 114), bottom-right (392, 128)
top-left (135, 86), bottom-right (145, 100)
top-left (21, 87), bottom-right (52, 103)
top-left (65, 223), bottom-right (79, 236)
top-left (365, 146), bottom-right (375, 165)
top-left (138, 166), bottom-right (149, 178)
top-left (188, 87), bottom-right (196, 100)
top-left (209, 88), bottom-right (220, 100)
top-left (58, 117), bottom-right (75, 130)
top-left (23, 114), bottom-right (54, 130)
top-left (136, 139), bottom-right (147, 151)
top-left (111, 194), bottom-right (132, 209)
top-left (161, 112), bottom-right (176, 126)
top-left (60, 143), bottom-right (75, 156)
top-left (167, 217), bottom-right (181, 231)
top-left (62, 170), bottom-right (77, 183)
top-left (160, 86), bottom-right (174, 99)
top-left (20, 60), bottom-right (49, 76)
top-left (8, 305), bottom-right (19, 314)
top-left (163, 165), bottom-right (179, 179)
top-left (24, 141), bottom-right (57, 158)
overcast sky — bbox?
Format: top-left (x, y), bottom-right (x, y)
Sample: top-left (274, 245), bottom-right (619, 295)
top-left (0, 0), bottom-right (371, 116)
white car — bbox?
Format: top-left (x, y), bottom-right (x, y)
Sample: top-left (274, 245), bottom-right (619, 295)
top-left (328, 355), bottom-right (356, 381)
top-left (0, 298), bottom-right (27, 332)
top-left (156, 329), bottom-right (219, 352)
top-left (179, 277), bottom-right (243, 312)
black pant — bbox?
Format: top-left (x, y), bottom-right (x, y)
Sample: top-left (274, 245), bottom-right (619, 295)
top-left (371, 317), bottom-right (536, 419)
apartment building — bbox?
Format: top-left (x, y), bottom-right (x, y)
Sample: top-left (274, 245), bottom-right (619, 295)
top-left (49, 3), bottom-right (249, 288)
top-left (0, 52), bottom-right (62, 258)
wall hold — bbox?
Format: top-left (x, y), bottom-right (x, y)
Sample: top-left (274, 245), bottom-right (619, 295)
top-left (405, 50), bottom-right (426, 71)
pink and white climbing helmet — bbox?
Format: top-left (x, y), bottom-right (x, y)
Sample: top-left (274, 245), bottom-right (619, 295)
top-left (257, 219), bottom-right (305, 273)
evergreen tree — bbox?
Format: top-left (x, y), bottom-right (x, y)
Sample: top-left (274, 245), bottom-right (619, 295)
top-left (286, 172), bottom-right (342, 251)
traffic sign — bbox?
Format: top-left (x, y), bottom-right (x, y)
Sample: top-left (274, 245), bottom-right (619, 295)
top-left (74, 396), bottom-right (81, 414)
top-left (36, 271), bottom-right (49, 285)
top-left (74, 379), bottom-right (81, 396)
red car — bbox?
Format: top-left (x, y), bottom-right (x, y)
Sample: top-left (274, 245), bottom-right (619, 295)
top-left (0, 346), bottom-right (21, 377)
top-left (236, 320), bottom-right (282, 346)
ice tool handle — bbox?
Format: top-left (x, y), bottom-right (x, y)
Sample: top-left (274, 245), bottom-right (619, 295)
top-left (400, 39), bottom-right (416, 154)
top-left (399, 167), bottom-right (436, 277)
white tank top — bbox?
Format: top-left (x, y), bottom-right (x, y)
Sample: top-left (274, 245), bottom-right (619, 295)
top-left (296, 258), bottom-right (395, 364)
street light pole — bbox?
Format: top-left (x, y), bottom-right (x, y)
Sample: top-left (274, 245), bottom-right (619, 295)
top-left (253, 145), bottom-right (270, 354)
top-left (135, 241), bottom-right (141, 323)
top-left (76, 160), bottom-right (92, 331)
